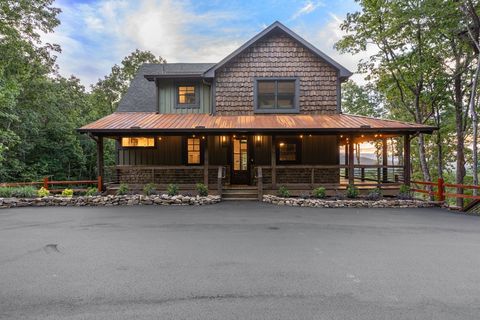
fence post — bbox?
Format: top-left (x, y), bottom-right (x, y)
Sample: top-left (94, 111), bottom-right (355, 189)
top-left (97, 176), bottom-right (103, 192)
top-left (437, 177), bottom-right (445, 202)
top-left (43, 177), bottom-right (49, 190)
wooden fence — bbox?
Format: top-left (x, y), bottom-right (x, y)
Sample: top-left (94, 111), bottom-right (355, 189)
top-left (411, 178), bottom-right (480, 202)
top-left (0, 176), bottom-right (103, 192)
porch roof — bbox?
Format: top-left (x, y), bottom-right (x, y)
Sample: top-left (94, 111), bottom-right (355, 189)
top-left (78, 112), bottom-right (436, 134)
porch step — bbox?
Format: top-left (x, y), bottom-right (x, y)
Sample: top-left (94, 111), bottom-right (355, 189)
top-left (222, 187), bottom-right (259, 201)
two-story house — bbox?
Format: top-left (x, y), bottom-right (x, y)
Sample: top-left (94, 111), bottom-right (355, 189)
top-left (79, 21), bottom-right (435, 198)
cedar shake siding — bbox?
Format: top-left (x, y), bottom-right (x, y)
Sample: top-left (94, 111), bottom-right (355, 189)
top-left (214, 31), bottom-right (339, 115)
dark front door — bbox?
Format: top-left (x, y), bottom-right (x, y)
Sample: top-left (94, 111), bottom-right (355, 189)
top-left (231, 137), bottom-right (250, 184)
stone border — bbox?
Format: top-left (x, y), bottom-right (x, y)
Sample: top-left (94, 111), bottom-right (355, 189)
top-left (0, 194), bottom-right (221, 209)
top-left (263, 195), bottom-right (438, 208)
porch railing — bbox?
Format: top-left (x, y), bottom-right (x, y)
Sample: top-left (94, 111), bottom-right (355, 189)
top-left (0, 176), bottom-right (103, 192)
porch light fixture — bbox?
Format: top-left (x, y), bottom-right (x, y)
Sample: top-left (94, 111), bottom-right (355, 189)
top-left (255, 135), bottom-right (262, 146)
top-left (220, 135), bottom-right (227, 147)
top-left (299, 135), bottom-right (303, 139)
top-left (201, 136), bottom-right (205, 140)
top-left (279, 142), bottom-right (285, 147)
top-left (158, 136), bottom-right (162, 141)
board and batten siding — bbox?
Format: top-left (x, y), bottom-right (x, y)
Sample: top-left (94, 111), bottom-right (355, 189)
top-left (117, 136), bottom-right (183, 166)
top-left (158, 80), bottom-right (211, 114)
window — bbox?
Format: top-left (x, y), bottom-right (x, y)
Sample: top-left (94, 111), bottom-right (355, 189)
top-left (187, 138), bottom-right (201, 164)
top-left (121, 137), bottom-right (155, 147)
top-left (176, 84), bottom-right (199, 108)
top-left (255, 78), bottom-right (299, 113)
top-left (277, 138), bottom-right (301, 164)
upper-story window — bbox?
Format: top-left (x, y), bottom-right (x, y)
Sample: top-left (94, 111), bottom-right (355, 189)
top-left (176, 84), bottom-right (199, 108)
top-left (254, 78), bottom-right (299, 113)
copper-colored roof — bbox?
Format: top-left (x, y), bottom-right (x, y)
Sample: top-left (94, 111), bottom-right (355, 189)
top-left (79, 112), bottom-right (436, 134)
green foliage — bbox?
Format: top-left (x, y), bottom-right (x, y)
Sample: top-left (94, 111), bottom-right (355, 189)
top-left (196, 183), bottom-right (208, 196)
top-left (398, 185), bottom-right (412, 199)
top-left (11, 186), bottom-right (37, 198)
top-left (85, 187), bottom-right (98, 196)
top-left (366, 188), bottom-right (382, 201)
top-left (61, 188), bottom-right (74, 197)
top-left (0, 187), bottom-right (13, 198)
top-left (167, 184), bottom-right (178, 196)
top-left (37, 187), bottom-right (50, 197)
top-left (346, 185), bottom-right (359, 199)
top-left (116, 183), bottom-right (128, 196)
top-left (312, 187), bottom-right (326, 199)
top-left (277, 186), bottom-right (290, 198)
top-left (143, 183), bottom-right (156, 196)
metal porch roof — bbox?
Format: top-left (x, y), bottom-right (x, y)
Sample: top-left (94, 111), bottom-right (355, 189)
top-left (78, 113), bottom-right (436, 134)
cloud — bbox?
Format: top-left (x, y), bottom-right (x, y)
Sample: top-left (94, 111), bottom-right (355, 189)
top-left (291, 1), bottom-right (324, 20)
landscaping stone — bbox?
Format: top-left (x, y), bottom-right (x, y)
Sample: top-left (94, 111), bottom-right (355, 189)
top-left (0, 194), bottom-right (221, 209)
top-left (263, 194), bottom-right (438, 208)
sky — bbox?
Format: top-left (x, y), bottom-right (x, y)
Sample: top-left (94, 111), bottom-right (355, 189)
top-left (42, 0), bottom-right (365, 88)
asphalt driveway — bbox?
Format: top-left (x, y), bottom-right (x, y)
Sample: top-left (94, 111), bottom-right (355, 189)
top-left (1, 202), bottom-right (480, 319)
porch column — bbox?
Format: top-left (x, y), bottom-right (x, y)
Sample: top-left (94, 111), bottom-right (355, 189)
top-left (403, 134), bottom-right (411, 186)
top-left (344, 143), bottom-right (349, 178)
top-left (382, 137), bottom-right (388, 183)
top-left (348, 135), bottom-right (355, 185)
top-left (271, 135), bottom-right (276, 189)
top-left (96, 135), bottom-right (104, 181)
top-left (203, 136), bottom-right (209, 186)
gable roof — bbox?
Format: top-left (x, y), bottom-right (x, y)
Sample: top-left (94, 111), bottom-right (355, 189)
top-left (203, 21), bottom-right (352, 79)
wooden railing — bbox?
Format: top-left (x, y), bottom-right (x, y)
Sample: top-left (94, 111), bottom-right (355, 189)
top-left (411, 178), bottom-right (480, 202)
top-left (0, 176), bottom-right (103, 192)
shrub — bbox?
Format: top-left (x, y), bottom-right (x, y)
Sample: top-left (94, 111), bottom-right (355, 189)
top-left (196, 183), bottom-right (208, 196)
top-left (312, 187), bottom-right (326, 199)
top-left (277, 186), bottom-right (290, 198)
top-left (346, 184), bottom-right (359, 198)
top-left (85, 187), bottom-right (99, 196)
top-left (366, 188), bottom-right (382, 201)
top-left (398, 184), bottom-right (411, 199)
top-left (12, 186), bottom-right (37, 198)
top-left (37, 187), bottom-right (50, 198)
top-left (0, 187), bottom-right (13, 198)
top-left (61, 188), bottom-right (74, 197)
top-left (117, 183), bottom-right (128, 196)
top-left (167, 183), bottom-right (178, 196)
top-left (143, 183), bottom-right (156, 196)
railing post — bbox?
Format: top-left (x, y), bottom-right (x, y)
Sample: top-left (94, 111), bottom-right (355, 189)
top-left (310, 168), bottom-right (315, 188)
top-left (97, 176), bottom-right (103, 192)
top-left (437, 177), bottom-right (445, 202)
top-left (258, 167), bottom-right (263, 201)
top-left (217, 166), bottom-right (223, 197)
top-left (43, 177), bottom-right (49, 190)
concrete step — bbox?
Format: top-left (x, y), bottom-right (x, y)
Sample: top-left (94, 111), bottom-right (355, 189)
top-left (222, 192), bottom-right (259, 199)
top-left (222, 197), bottom-right (259, 201)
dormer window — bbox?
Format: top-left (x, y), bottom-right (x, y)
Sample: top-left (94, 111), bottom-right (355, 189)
top-left (254, 78), bottom-right (299, 113)
top-left (176, 83), bottom-right (199, 108)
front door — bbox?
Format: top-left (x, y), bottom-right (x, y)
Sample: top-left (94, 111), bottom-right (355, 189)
top-left (231, 137), bottom-right (250, 184)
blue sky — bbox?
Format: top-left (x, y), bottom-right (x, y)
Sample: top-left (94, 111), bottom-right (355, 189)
top-left (42, 0), bottom-right (363, 87)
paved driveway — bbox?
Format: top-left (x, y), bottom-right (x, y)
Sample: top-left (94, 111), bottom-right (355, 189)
top-left (1, 202), bottom-right (480, 319)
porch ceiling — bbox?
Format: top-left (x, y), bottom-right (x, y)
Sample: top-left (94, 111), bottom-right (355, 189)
top-left (78, 112), bottom-right (436, 134)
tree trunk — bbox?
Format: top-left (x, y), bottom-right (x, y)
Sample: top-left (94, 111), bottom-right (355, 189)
top-left (454, 72), bottom-right (466, 207)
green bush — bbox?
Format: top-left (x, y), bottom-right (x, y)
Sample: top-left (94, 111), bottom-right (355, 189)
top-left (196, 183), bottom-right (208, 196)
top-left (167, 183), bottom-right (179, 196)
top-left (37, 187), bottom-right (50, 198)
top-left (277, 186), bottom-right (290, 198)
top-left (13, 186), bottom-right (37, 198)
top-left (312, 187), bottom-right (326, 199)
top-left (346, 184), bottom-right (359, 198)
top-left (117, 183), bottom-right (129, 195)
top-left (143, 183), bottom-right (156, 196)
top-left (0, 187), bottom-right (13, 198)
top-left (61, 188), bottom-right (74, 197)
top-left (85, 187), bottom-right (98, 196)
top-left (366, 188), bottom-right (382, 200)
top-left (398, 184), bottom-right (411, 199)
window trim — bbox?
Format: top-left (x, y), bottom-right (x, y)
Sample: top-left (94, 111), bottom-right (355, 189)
top-left (276, 137), bottom-right (302, 164)
top-left (253, 77), bottom-right (300, 114)
top-left (175, 82), bottom-right (200, 109)
top-left (119, 136), bottom-right (157, 149)
top-left (183, 137), bottom-right (204, 166)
